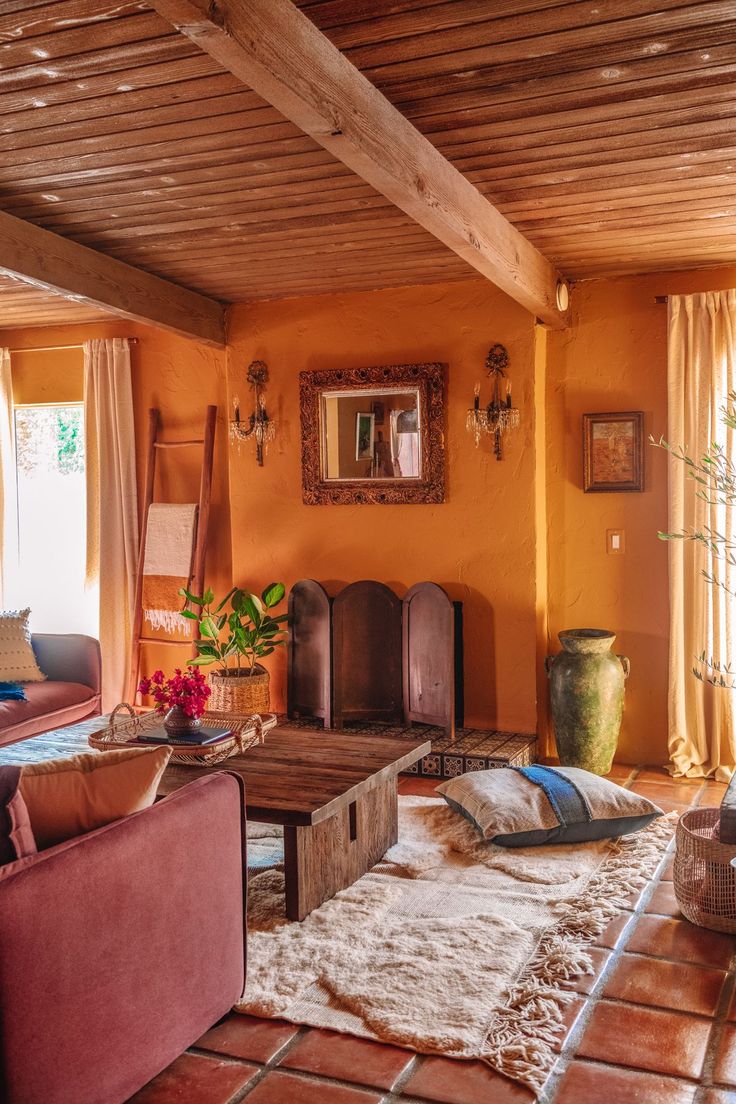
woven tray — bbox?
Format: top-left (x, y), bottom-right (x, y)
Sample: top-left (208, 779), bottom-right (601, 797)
top-left (88, 703), bottom-right (278, 766)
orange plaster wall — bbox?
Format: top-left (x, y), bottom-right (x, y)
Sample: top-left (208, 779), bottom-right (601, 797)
top-left (0, 321), bottom-right (231, 681)
top-left (11, 347), bottom-right (84, 405)
top-left (546, 266), bottom-right (736, 765)
top-left (5, 263), bottom-right (736, 760)
top-left (226, 279), bottom-right (541, 732)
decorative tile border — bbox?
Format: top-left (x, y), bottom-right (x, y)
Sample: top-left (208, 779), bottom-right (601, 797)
top-left (442, 755), bottom-right (464, 778)
top-left (464, 758), bottom-right (489, 772)
top-left (276, 715), bottom-right (538, 779)
top-left (420, 754), bottom-right (442, 776)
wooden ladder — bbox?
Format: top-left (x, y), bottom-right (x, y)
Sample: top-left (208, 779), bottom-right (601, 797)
top-left (127, 404), bottom-right (217, 703)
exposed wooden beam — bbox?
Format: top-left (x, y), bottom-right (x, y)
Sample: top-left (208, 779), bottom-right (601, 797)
top-left (0, 208), bottom-right (226, 346)
top-left (149, 0), bottom-right (569, 328)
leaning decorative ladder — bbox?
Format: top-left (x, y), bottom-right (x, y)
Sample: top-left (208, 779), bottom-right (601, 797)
top-left (127, 405), bottom-right (217, 703)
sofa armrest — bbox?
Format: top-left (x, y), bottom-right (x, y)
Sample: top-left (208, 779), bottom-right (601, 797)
top-left (31, 633), bottom-right (101, 694)
top-left (0, 771), bottom-right (247, 1104)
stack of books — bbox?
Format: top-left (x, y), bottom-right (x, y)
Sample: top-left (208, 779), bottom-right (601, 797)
top-left (137, 726), bottom-right (233, 748)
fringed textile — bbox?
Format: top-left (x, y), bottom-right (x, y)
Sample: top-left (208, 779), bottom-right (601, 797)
top-left (142, 502), bottom-right (197, 634)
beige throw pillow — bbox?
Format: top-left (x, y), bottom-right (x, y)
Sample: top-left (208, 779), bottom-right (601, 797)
top-left (0, 609), bottom-right (45, 682)
top-left (20, 746), bottom-right (171, 848)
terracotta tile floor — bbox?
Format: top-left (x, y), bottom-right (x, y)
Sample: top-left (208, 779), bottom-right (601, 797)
top-left (127, 766), bottom-right (736, 1104)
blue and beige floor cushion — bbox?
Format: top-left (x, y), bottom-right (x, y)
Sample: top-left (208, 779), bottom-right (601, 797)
top-left (436, 765), bottom-right (663, 847)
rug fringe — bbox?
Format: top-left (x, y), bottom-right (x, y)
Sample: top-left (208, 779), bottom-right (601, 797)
top-left (482, 813), bottom-right (678, 1092)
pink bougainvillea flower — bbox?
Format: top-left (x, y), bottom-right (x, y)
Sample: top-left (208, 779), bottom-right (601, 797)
top-left (137, 666), bottom-right (212, 718)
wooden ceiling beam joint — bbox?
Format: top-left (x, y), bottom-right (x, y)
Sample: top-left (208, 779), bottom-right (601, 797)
top-left (149, 0), bottom-right (569, 327)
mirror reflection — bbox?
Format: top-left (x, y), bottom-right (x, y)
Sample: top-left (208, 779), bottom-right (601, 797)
top-left (322, 389), bottom-right (421, 480)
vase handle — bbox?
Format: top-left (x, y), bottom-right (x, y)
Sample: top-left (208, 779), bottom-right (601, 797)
top-left (618, 655), bottom-right (631, 679)
top-left (545, 655), bottom-right (555, 677)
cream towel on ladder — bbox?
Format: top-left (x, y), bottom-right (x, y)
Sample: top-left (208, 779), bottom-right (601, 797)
top-left (142, 503), bottom-right (198, 634)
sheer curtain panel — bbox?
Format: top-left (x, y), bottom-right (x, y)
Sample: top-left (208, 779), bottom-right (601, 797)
top-left (84, 338), bottom-right (138, 710)
top-left (0, 349), bottom-right (17, 605)
top-left (668, 292), bottom-right (736, 781)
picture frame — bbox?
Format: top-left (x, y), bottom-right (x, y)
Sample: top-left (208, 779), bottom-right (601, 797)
top-left (371, 400), bottom-right (385, 425)
top-left (355, 412), bottom-right (375, 461)
top-left (583, 411), bottom-right (644, 493)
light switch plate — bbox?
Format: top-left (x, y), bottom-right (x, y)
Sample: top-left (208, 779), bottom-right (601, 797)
top-left (606, 528), bottom-right (625, 555)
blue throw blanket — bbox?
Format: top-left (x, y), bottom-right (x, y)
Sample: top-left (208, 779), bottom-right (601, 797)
top-left (0, 682), bottom-right (26, 702)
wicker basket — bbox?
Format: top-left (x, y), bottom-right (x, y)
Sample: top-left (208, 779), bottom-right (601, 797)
top-left (674, 807), bottom-right (736, 933)
top-left (208, 666), bottom-right (270, 714)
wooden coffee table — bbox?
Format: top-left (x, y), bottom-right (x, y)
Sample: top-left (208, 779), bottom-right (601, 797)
top-left (0, 718), bottom-right (430, 921)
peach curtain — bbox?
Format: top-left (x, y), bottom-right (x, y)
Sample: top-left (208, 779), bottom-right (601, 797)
top-left (668, 292), bottom-right (736, 781)
top-left (0, 348), bottom-right (16, 606)
top-left (0, 348), bottom-right (17, 606)
top-left (84, 339), bottom-right (138, 710)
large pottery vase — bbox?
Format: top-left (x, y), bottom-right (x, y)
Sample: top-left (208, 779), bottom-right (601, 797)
top-left (546, 629), bottom-right (630, 775)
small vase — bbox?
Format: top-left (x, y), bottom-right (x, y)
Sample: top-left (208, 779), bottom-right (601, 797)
top-left (545, 628), bottom-right (630, 775)
top-left (163, 705), bottom-right (203, 739)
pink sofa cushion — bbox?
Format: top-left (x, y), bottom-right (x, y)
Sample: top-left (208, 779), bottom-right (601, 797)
top-left (31, 634), bottom-right (101, 696)
top-left (0, 681), bottom-right (98, 747)
top-left (0, 765), bottom-right (37, 864)
top-left (2, 680), bottom-right (92, 721)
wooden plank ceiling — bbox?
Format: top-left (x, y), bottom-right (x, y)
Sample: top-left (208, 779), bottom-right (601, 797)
top-left (0, 0), bottom-right (735, 329)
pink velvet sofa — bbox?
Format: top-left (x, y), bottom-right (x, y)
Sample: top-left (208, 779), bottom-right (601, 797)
top-left (0, 634), bottom-right (101, 747)
top-left (0, 771), bottom-right (247, 1104)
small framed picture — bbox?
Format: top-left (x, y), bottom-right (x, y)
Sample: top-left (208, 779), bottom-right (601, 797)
top-left (355, 412), bottom-right (375, 461)
top-left (583, 411), bottom-right (644, 493)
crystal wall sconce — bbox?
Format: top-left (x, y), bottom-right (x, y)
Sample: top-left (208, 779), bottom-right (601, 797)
top-left (465, 343), bottom-right (520, 460)
top-left (230, 360), bottom-right (276, 466)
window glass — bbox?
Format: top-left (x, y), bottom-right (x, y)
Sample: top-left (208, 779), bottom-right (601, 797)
top-left (10, 404), bottom-right (98, 634)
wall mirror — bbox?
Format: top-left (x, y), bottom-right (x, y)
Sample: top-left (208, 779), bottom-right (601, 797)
top-left (300, 362), bottom-right (445, 505)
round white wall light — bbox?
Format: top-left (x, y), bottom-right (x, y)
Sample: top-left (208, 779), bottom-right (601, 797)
top-left (556, 280), bottom-right (570, 312)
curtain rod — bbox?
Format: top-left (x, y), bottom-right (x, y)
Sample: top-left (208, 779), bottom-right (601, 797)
top-left (655, 296), bottom-right (669, 303)
top-left (7, 338), bottom-right (139, 353)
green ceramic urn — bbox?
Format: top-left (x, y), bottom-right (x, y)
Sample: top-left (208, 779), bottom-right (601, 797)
top-left (545, 629), bottom-right (630, 775)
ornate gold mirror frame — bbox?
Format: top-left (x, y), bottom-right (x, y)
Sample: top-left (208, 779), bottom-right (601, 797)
top-left (300, 362), bottom-right (446, 505)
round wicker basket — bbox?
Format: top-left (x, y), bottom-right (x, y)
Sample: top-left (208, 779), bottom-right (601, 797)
top-left (674, 807), bottom-right (736, 933)
top-left (208, 666), bottom-right (270, 714)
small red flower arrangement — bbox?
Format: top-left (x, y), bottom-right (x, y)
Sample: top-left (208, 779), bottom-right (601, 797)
top-left (138, 667), bottom-right (211, 719)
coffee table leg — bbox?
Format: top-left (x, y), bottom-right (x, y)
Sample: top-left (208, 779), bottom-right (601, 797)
top-left (283, 778), bottom-right (399, 921)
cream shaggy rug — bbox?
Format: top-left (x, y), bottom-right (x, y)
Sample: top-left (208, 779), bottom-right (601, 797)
top-left (239, 797), bottom-right (675, 1092)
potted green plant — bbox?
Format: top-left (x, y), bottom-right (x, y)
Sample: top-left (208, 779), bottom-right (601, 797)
top-left (179, 582), bottom-right (288, 713)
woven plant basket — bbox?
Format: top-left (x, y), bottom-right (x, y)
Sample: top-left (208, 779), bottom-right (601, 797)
top-left (209, 665), bottom-right (270, 714)
top-left (674, 807), bottom-right (736, 933)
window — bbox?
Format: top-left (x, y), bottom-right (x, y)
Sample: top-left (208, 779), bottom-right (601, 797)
top-left (8, 403), bottom-right (98, 634)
